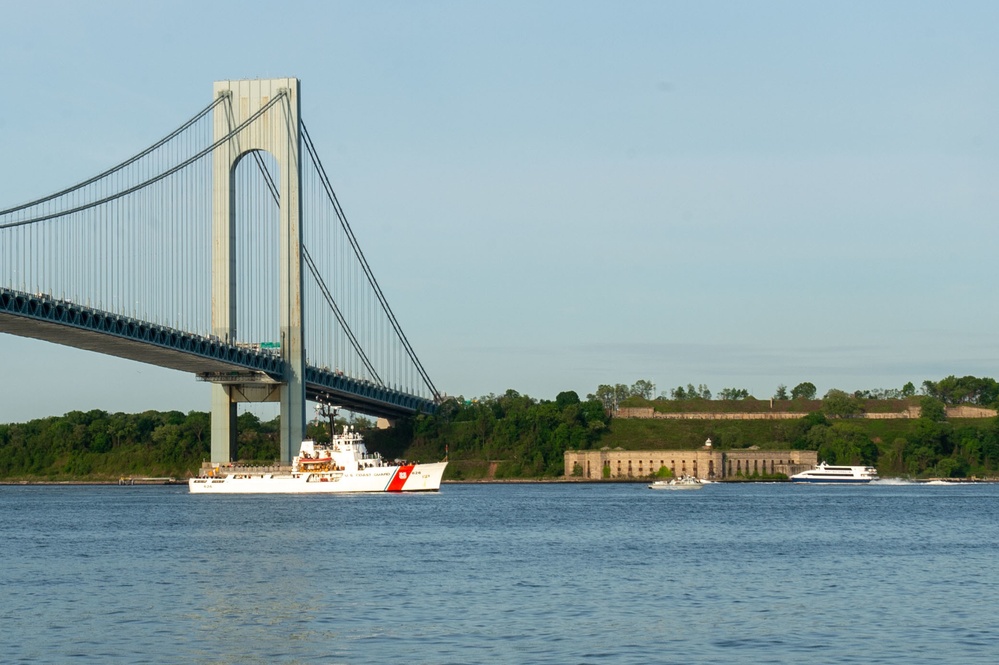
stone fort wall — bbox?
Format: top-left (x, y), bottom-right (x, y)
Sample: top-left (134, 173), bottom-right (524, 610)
top-left (564, 448), bottom-right (818, 480)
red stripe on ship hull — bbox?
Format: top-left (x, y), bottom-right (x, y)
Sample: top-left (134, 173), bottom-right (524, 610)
top-left (386, 465), bottom-right (416, 492)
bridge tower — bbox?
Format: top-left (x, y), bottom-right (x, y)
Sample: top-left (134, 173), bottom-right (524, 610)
top-left (211, 78), bottom-right (305, 464)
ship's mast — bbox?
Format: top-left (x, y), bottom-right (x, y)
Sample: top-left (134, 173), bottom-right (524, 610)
top-left (314, 403), bottom-right (341, 441)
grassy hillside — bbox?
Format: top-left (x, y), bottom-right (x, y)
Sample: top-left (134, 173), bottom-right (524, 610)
top-left (618, 396), bottom-right (922, 414)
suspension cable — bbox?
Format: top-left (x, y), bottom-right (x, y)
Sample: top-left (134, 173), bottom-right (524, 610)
top-left (247, 149), bottom-right (383, 384)
top-left (0, 95), bottom-right (228, 217)
top-left (302, 246), bottom-right (383, 384)
top-left (301, 121), bottom-right (440, 401)
top-left (0, 93), bottom-right (286, 230)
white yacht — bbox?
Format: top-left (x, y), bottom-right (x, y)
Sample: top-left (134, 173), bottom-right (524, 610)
top-left (790, 461), bottom-right (879, 484)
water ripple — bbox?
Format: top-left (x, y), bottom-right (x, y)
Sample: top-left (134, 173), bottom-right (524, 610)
top-left (2, 483), bottom-right (999, 663)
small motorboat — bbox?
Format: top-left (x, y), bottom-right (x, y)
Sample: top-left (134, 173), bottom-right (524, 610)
top-left (648, 475), bottom-right (705, 490)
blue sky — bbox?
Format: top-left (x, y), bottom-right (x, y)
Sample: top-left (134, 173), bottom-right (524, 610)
top-left (2, 1), bottom-right (998, 421)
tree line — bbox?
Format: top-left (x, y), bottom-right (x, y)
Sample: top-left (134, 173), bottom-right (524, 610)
top-left (0, 409), bottom-right (305, 479)
top-left (588, 375), bottom-right (996, 410)
top-left (2, 375), bottom-right (998, 481)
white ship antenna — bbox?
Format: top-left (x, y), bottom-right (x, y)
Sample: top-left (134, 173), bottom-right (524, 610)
top-left (314, 401), bottom-right (342, 442)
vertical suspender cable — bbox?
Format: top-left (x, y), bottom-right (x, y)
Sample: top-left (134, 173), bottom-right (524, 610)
top-left (301, 122), bottom-right (439, 401)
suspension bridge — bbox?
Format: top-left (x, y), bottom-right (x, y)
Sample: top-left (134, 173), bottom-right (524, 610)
top-left (0, 78), bottom-right (441, 464)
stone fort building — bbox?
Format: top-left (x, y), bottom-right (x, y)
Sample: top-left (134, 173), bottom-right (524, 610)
top-left (564, 442), bottom-right (817, 480)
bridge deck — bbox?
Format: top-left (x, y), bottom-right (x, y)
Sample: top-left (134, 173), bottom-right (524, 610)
top-left (0, 288), bottom-right (436, 419)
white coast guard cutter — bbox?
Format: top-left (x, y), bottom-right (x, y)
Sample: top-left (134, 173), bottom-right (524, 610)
top-left (189, 423), bottom-right (446, 494)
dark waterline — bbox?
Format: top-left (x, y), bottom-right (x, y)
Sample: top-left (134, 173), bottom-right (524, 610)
top-left (2, 482), bottom-right (998, 664)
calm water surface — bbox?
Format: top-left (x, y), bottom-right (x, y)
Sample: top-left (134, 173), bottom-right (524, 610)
top-left (2, 481), bottom-right (998, 664)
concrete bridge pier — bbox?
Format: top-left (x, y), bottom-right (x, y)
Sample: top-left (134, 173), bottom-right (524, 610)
top-left (210, 78), bottom-right (305, 464)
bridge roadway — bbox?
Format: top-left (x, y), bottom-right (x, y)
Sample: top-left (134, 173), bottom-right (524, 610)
top-left (0, 287), bottom-right (436, 419)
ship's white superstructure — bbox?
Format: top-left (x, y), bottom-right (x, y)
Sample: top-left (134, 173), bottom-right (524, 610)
top-left (790, 461), bottom-right (878, 484)
top-left (189, 424), bottom-right (446, 494)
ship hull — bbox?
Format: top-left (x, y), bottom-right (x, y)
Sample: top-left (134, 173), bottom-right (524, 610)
top-left (189, 461), bottom-right (447, 494)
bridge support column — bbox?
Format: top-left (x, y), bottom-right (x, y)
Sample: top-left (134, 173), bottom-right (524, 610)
top-left (210, 78), bottom-right (305, 465)
top-left (211, 387), bottom-right (238, 462)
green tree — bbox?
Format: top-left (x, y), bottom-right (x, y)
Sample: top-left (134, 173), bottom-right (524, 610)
top-left (588, 384), bottom-right (629, 410)
top-left (919, 396), bottom-right (947, 422)
top-left (822, 389), bottom-right (863, 418)
top-left (555, 390), bottom-right (581, 409)
top-left (932, 457), bottom-right (967, 478)
top-left (774, 384), bottom-right (789, 400)
top-left (923, 375), bottom-right (999, 406)
top-left (791, 382), bottom-right (817, 400)
top-left (629, 380), bottom-right (655, 400)
top-left (673, 383), bottom-right (710, 400)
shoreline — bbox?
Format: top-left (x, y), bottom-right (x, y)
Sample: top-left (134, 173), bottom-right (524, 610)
top-left (3, 477), bottom-right (997, 486)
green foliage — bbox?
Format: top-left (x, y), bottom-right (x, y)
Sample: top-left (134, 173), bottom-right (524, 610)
top-left (445, 460), bottom-right (492, 480)
top-left (822, 389), bottom-right (864, 418)
top-left (669, 384), bottom-right (712, 400)
top-left (0, 410), bottom-right (227, 480)
top-left (923, 375), bottom-right (999, 407)
top-left (366, 391), bottom-right (611, 480)
top-left (588, 380), bottom-right (659, 407)
top-left (791, 382), bottom-right (817, 400)
top-left (654, 465), bottom-right (673, 479)
top-left (556, 391), bottom-right (581, 409)
top-left (630, 380), bottom-right (655, 400)
top-left (588, 384), bottom-right (629, 409)
top-left (7, 382), bottom-right (999, 482)
top-left (808, 422), bottom-right (879, 465)
top-left (919, 396), bottom-right (947, 423)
